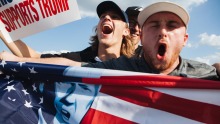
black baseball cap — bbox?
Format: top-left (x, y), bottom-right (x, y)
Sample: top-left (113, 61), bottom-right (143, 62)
top-left (125, 6), bottom-right (143, 17)
top-left (96, 1), bottom-right (129, 26)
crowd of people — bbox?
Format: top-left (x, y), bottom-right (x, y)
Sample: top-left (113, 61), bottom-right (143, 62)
top-left (0, 1), bottom-right (219, 80)
top-left (0, 1), bottom-right (219, 123)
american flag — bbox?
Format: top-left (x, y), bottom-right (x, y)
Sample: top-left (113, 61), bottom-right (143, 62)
top-left (0, 60), bottom-right (220, 124)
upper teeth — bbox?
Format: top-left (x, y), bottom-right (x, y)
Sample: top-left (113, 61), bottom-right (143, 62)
top-left (131, 34), bottom-right (138, 36)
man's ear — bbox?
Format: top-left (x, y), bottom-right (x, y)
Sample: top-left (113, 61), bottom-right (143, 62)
top-left (183, 33), bottom-right (188, 46)
top-left (123, 28), bottom-right (130, 36)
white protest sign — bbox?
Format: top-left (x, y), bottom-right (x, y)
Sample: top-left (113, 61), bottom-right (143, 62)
top-left (0, 0), bottom-right (81, 43)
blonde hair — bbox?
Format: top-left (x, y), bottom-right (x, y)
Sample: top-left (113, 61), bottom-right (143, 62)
top-left (89, 26), bottom-right (134, 58)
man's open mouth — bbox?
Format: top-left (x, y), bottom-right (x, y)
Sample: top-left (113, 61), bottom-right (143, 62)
top-left (158, 44), bottom-right (166, 57)
top-left (102, 24), bottom-right (113, 34)
top-left (130, 28), bottom-right (139, 37)
top-left (131, 33), bottom-right (140, 37)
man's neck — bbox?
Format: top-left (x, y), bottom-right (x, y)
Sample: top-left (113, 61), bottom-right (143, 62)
top-left (97, 45), bottom-right (121, 61)
top-left (160, 58), bottom-right (180, 75)
top-left (143, 55), bottom-right (180, 75)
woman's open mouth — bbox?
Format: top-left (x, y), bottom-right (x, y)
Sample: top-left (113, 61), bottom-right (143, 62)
top-left (102, 24), bottom-right (113, 34)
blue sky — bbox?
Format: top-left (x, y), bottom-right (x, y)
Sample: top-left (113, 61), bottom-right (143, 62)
top-left (0, 0), bottom-right (220, 65)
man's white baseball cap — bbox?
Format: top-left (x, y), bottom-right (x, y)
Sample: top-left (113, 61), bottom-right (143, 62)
top-left (138, 2), bottom-right (189, 27)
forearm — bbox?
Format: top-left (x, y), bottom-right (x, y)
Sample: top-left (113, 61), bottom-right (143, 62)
top-left (1, 51), bottom-right (81, 67)
top-left (12, 57), bottom-right (81, 66)
top-left (0, 31), bottom-right (41, 58)
top-left (10, 40), bottom-right (41, 58)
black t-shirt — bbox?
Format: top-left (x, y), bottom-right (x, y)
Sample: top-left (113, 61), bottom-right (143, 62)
top-left (41, 46), bottom-right (98, 63)
top-left (134, 45), bottom-right (143, 58)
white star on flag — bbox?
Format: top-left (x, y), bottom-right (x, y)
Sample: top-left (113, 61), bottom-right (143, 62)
top-left (32, 83), bottom-right (37, 92)
top-left (22, 89), bottom-right (29, 95)
top-left (4, 85), bottom-right (16, 92)
top-left (24, 100), bottom-right (33, 108)
top-left (7, 80), bottom-right (14, 84)
top-left (5, 75), bottom-right (10, 80)
top-left (17, 62), bottom-right (26, 67)
top-left (39, 97), bottom-right (43, 104)
top-left (11, 68), bottom-right (18, 72)
top-left (29, 67), bottom-right (38, 74)
top-left (0, 60), bottom-right (6, 68)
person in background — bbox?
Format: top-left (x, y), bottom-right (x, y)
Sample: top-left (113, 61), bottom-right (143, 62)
top-left (125, 6), bottom-right (143, 57)
top-left (0, 2), bottom-right (219, 81)
top-left (0, 1), bottom-right (134, 63)
top-left (213, 63), bottom-right (220, 76)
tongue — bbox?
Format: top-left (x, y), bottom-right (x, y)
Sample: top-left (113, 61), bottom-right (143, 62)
top-left (102, 25), bottom-right (113, 34)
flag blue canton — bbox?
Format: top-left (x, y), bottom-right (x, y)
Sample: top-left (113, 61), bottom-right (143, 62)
top-left (0, 61), bottom-right (81, 124)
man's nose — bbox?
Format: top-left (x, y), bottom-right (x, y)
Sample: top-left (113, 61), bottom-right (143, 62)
top-left (103, 15), bottom-right (111, 21)
top-left (159, 27), bottom-right (168, 38)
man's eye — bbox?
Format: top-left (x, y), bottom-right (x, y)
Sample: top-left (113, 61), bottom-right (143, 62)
top-left (129, 22), bottom-right (138, 27)
top-left (167, 24), bottom-right (177, 29)
top-left (100, 15), bottom-right (105, 19)
top-left (167, 21), bottom-right (179, 28)
top-left (151, 24), bottom-right (159, 27)
top-left (111, 15), bottom-right (120, 19)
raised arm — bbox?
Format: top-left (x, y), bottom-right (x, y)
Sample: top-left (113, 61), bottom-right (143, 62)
top-left (0, 51), bottom-right (81, 67)
top-left (213, 63), bottom-right (220, 76)
top-left (0, 31), bottom-right (41, 58)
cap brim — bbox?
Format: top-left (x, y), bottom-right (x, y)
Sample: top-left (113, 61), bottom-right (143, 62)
top-left (138, 2), bottom-right (189, 27)
top-left (125, 6), bottom-right (143, 17)
top-left (97, 1), bottom-right (129, 25)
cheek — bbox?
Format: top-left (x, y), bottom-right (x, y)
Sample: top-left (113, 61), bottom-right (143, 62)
top-left (141, 33), bottom-right (154, 46)
top-left (173, 33), bottom-right (186, 46)
top-left (172, 28), bottom-right (187, 41)
top-left (97, 26), bottom-right (102, 34)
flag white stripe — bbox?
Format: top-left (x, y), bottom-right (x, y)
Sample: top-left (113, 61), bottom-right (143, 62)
top-left (64, 66), bottom-right (153, 78)
top-left (91, 92), bottom-right (202, 124)
top-left (149, 87), bottom-right (220, 106)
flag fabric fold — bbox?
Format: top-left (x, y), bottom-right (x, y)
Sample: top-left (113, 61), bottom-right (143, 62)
top-left (0, 60), bottom-right (220, 124)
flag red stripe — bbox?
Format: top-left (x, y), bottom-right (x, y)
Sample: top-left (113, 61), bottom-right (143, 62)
top-left (81, 108), bottom-right (137, 124)
top-left (82, 76), bottom-right (220, 89)
top-left (101, 75), bottom-right (218, 83)
top-left (100, 86), bottom-right (220, 124)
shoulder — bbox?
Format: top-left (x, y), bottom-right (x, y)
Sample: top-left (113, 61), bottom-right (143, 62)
top-left (180, 58), bottom-right (219, 80)
top-left (79, 46), bottom-right (97, 63)
top-left (182, 58), bottom-right (214, 70)
top-left (81, 46), bottom-right (93, 52)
